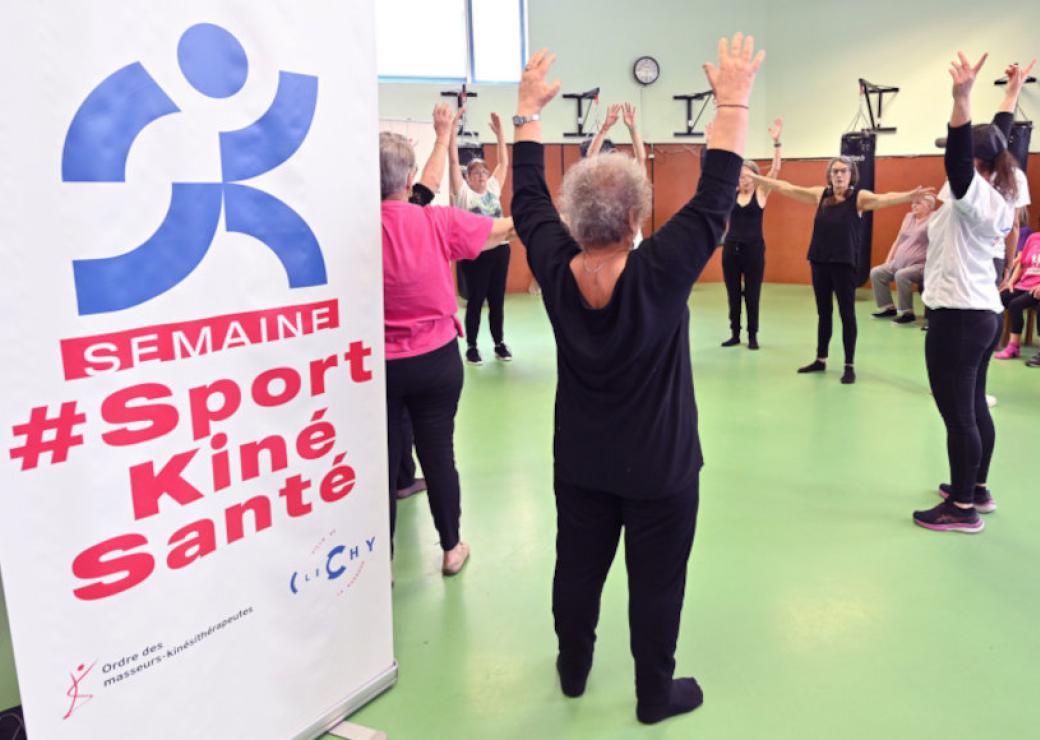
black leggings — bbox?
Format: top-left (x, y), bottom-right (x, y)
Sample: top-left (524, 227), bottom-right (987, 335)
top-left (811, 262), bottom-right (858, 365)
top-left (458, 244), bottom-right (510, 347)
top-left (386, 339), bottom-right (464, 551)
top-left (553, 477), bottom-right (699, 705)
top-left (925, 309), bottom-right (1000, 504)
top-left (396, 412), bottom-right (417, 490)
top-left (1000, 288), bottom-right (1040, 334)
top-left (722, 240), bottom-right (765, 335)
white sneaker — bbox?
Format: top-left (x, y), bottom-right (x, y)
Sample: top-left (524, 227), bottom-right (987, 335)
top-left (986, 394), bottom-right (997, 408)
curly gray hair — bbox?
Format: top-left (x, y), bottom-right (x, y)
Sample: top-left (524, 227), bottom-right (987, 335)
top-left (380, 131), bottom-right (415, 200)
top-left (560, 154), bottom-right (651, 247)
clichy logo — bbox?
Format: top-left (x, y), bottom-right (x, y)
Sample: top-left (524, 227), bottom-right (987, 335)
top-left (62, 23), bottom-right (326, 316)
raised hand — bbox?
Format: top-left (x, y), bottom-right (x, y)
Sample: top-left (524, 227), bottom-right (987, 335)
top-left (1004, 59), bottom-right (1038, 97)
top-left (603, 103), bottom-right (621, 129)
top-left (703, 32), bottom-right (765, 106)
top-left (622, 102), bottom-right (637, 129)
top-left (949, 51), bottom-right (988, 99)
top-left (518, 48), bottom-right (561, 116)
top-left (489, 112), bottom-right (503, 139)
top-left (432, 103), bottom-right (455, 138)
top-left (769, 117), bottom-right (783, 142)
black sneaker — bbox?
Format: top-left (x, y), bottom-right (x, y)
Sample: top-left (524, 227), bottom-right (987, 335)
top-left (872, 307), bottom-right (898, 318)
top-left (892, 312), bottom-right (917, 324)
top-left (1027, 352), bottom-right (1040, 368)
top-left (747, 335), bottom-right (760, 350)
top-left (494, 343), bottom-right (513, 361)
top-left (912, 500), bottom-right (984, 533)
top-left (465, 347), bottom-right (482, 365)
top-left (721, 335), bottom-right (740, 347)
top-left (938, 483), bottom-right (996, 513)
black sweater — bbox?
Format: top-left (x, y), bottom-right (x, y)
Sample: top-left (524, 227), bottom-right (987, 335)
top-left (511, 142), bottom-right (741, 499)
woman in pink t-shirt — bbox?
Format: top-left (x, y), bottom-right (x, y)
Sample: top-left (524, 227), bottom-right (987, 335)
top-left (994, 231), bottom-right (1040, 359)
top-left (380, 131), bottom-right (513, 575)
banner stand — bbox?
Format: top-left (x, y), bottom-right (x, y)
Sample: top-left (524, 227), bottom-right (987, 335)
top-left (329, 719), bottom-right (389, 740)
top-left (297, 664), bottom-right (397, 740)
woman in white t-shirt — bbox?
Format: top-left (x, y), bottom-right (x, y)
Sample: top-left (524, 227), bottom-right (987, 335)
top-left (912, 54), bottom-right (1033, 534)
top-left (450, 112), bottom-right (513, 365)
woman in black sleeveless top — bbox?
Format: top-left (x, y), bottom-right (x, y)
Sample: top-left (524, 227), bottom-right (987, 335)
top-left (721, 119), bottom-right (782, 349)
top-left (752, 159), bottom-right (932, 383)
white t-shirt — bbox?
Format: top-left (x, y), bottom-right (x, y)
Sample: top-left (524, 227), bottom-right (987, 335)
top-left (454, 177), bottom-right (508, 248)
top-left (1013, 167), bottom-right (1031, 208)
top-left (923, 175), bottom-right (1014, 313)
top-left (454, 177), bottom-right (504, 217)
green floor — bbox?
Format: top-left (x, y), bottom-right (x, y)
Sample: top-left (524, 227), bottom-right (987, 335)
top-left (338, 284), bottom-right (1040, 740)
top-left (3, 285), bottom-right (1038, 738)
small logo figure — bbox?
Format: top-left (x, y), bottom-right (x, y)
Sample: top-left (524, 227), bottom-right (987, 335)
top-left (63, 23), bottom-right (325, 316)
top-left (63, 660), bottom-right (96, 720)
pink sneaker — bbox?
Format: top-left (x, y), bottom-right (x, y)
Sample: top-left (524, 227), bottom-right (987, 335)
top-left (994, 343), bottom-right (1020, 360)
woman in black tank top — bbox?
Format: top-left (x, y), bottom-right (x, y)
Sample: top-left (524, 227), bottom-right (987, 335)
top-left (751, 158), bottom-right (933, 383)
top-left (721, 119), bottom-right (782, 349)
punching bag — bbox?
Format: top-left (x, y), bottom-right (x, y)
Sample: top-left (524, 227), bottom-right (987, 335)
top-left (1008, 121), bottom-right (1032, 169)
top-left (841, 131), bottom-right (877, 285)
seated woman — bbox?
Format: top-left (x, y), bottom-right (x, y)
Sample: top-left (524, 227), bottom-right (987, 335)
top-left (510, 35), bottom-right (762, 723)
top-left (994, 230), bottom-right (1040, 359)
top-left (870, 193), bottom-right (936, 323)
top-left (379, 130), bottom-right (513, 575)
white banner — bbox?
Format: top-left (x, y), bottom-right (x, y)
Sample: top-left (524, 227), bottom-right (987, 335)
top-left (0, 3), bottom-right (394, 739)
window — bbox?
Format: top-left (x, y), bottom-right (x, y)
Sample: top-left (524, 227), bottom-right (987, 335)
top-left (377, 0), bottom-right (527, 84)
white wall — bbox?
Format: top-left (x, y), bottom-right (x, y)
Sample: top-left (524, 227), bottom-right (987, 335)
top-left (378, 0), bottom-right (1040, 159)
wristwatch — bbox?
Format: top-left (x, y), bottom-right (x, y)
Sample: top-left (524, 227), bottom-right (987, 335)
top-left (512, 113), bottom-right (541, 126)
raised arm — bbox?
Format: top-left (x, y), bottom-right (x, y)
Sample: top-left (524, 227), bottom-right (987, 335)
top-left (749, 173), bottom-right (823, 205)
top-left (766, 117), bottom-right (783, 178)
top-left (587, 104), bottom-right (620, 158)
top-left (644, 33), bottom-right (763, 283)
top-left (447, 107), bottom-right (465, 200)
top-left (417, 103), bottom-right (455, 195)
top-left (995, 60), bottom-right (1036, 121)
top-left (622, 103), bottom-right (647, 169)
top-left (858, 186), bottom-right (935, 212)
top-left (946, 51), bottom-right (988, 199)
top-left (489, 113), bottom-right (508, 188)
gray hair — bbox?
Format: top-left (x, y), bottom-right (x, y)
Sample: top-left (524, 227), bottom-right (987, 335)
top-left (742, 160), bottom-right (761, 175)
top-left (379, 131), bottom-right (415, 200)
top-left (560, 154), bottom-right (651, 247)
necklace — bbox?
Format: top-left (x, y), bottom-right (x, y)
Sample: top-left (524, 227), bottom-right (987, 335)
top-left (582, 252), bottom-right (606, 274)
top-left (581, 249), bottom-right (626, 274)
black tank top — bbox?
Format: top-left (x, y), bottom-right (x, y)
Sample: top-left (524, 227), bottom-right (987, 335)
top-left (724, 191), bottom-right (764, 246)
top-left (807, 189), bottom-right (861, 266)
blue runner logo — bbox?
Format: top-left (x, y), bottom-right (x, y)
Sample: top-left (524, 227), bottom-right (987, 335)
top-left (62, 23), bottom-right (326, 316)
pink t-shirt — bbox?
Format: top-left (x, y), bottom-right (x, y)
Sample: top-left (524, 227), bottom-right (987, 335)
top-left (381, 200), bottom-right (492, 359)
top-left (1014, 233), bottom-right (1040, 292)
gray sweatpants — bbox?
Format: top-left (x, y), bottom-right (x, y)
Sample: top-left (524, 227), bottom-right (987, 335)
top-left (870, 263), bottom-right (924, 313)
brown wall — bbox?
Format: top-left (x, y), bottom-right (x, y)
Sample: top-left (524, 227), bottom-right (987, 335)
top-left (490, 144), bottom-right (1040, 292)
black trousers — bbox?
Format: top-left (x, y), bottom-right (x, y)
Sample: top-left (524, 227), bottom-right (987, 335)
top-left (458, 244), bottom-right (510, 347)
top-left (396, 412), bottom-right (417, 490)
top-left (811, 262), bottom-right (858, 364)
top-left (386, 339), bottom-right (464, 551)
top-left (925, 309), bottom-right (1000, 504)
top-left (1000, 288), bottom-right (1040, 334)
top-left (722, 240), bottom-right (765, 335)
top-left (553, 477), bottom-right (699, 704)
